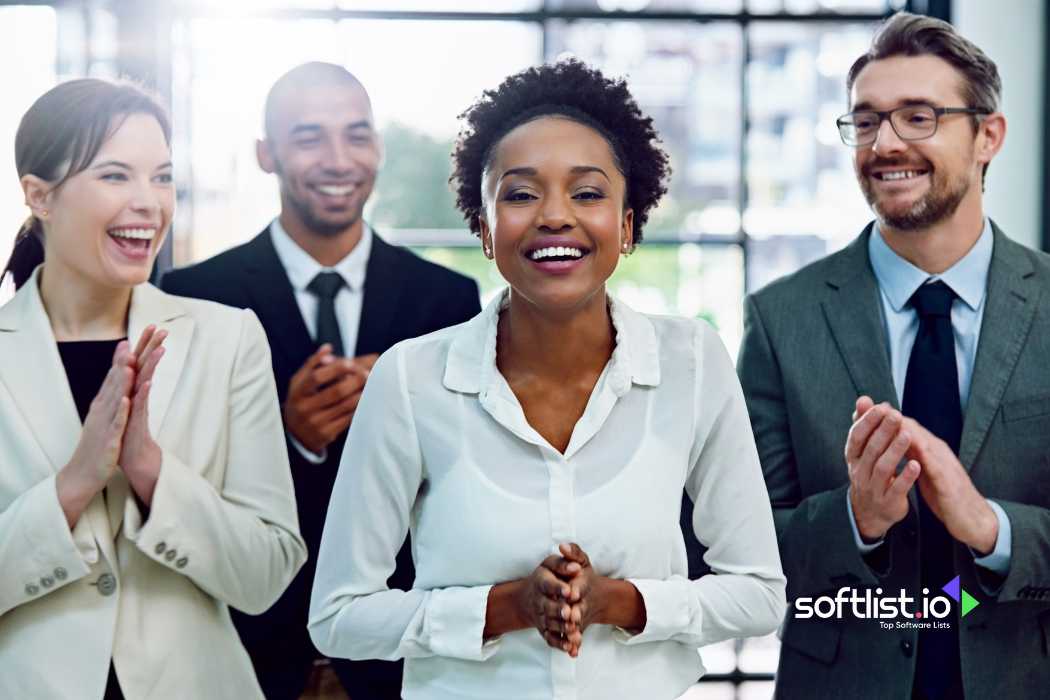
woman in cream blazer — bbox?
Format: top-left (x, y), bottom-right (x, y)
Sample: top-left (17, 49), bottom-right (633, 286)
top-left (0, 80), bottom-right (306, 698)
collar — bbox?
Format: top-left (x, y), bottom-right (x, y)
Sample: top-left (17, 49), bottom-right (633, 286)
top-left (268, 217), bottom-right (373, 293)
top-left (869, 218), bottom-right (992, 312)
top-left (442, 288), bottom-right (661, 396)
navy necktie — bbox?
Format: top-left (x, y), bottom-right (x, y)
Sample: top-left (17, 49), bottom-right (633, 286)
top-left (307, 271), bottom-right (345, 357)
top-left (902, 279), bottom-right (963, 700)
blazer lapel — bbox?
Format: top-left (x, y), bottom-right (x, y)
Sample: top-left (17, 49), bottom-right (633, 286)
top-left (355, 233), bottom-right (403, 356)
top-left (820, 225), bottom-right (900, 408)
top-left (958, 224), bottom-right (1041, 467)
top-left (0, 268), bottom-right (83, 478)
top-left (0, 268), bottom-right (118, 562)
top-left (109, 283), bottom-right (194, 533)
top-left (242, 227), bottom-right (315, 373)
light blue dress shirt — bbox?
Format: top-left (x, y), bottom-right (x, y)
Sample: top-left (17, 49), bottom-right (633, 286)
top-left (846, 220), bottom-right (1011, 575)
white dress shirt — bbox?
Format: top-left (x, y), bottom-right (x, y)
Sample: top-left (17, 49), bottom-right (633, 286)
top-left (846, 221), bottom-right (1011, 574)
top-left (269, 217), bottom-right (372, 463)
top-left (309, 290), bottom-right (786, 700)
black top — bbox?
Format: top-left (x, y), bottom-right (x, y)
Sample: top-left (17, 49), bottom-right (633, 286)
top-left (56, 339), bottom-right (123, 423)
top-left (55, 338), bottom-right (125, 700)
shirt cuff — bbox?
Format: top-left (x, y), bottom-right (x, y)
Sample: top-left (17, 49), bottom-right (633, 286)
top-left (970, 499), bottom-right (1011, 575)
top-left (847, 488), bottom-right (884, 553)
top-left (425, 585), bottom-right (500, 661)
top-left (613, 578), bottom-right (696, 645)
top-left (289, 433), bottom-right (327, 464)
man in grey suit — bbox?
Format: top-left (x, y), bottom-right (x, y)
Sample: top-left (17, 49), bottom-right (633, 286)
top-left (739, 13), bottom-right (1050, 700)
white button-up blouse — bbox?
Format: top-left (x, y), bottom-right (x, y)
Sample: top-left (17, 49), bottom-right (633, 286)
top-left (309, 291), bottom-right (786, 700)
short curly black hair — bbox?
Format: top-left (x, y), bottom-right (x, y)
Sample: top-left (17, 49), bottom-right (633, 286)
top-left (450, 59), bottom-right (670, 245)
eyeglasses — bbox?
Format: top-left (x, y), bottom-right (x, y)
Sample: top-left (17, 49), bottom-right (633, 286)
top-left (836, 104), bottom-right (992, 146)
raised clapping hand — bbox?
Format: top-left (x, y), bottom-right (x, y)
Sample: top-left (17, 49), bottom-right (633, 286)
top-left (55, 325), bottom-right (167, 527)
top-left (283, 344), bottom-right (379, 455)
top-left (846, 396), bottom-right (921, 543)
top-left (849, 396), bottom-right (998, 554)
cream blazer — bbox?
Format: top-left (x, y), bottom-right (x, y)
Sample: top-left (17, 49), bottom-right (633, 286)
top-left (0, 266), bottom-right (307, 699)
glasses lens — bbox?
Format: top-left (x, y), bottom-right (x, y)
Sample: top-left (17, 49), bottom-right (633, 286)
top-left (840, 112), bottom-right (879, 145)
top-left (892, 105), bottom-right (938, 139)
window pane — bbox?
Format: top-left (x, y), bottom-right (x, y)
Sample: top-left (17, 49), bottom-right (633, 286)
top-left (172, 17), bottom-right (541, 265)
top-left (677, 681), bottom-right (738, 700)
top-left (738, 632), bottom-right (781, 673)
top-left (550, 0), bottom-right (744, 11)
top-left (0, 6), bottom-right (57, 302)
top-left (745, 22), bottom-right (876, 286)
top-left (546, 20), bottom-right (743, 240)
top-left (748, 0), bottom-right (892, 12)
top-left (340, 0), bottom-right (542, 9)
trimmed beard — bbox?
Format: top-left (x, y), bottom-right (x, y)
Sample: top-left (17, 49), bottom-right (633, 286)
top-left (861, 165), bottom-right (971, 232)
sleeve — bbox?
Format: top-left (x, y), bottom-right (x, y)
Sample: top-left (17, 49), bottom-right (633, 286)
top-left (614, 322), bottom-right (787, 648)
top-left (122, 309), bottom-right (307, 614)
top-left (0, 475), bottom-right (95, 616)
top-left (970, 499), bottom-right (1010, 575)
top-left (288, 434), bottom-right (327, 464)
top-left (965, 497), bottom-right (1050, 603)
top-left (847, 489), bottom-right (884, 553)
top-left (308, 343), bottom-right (498, 662)
top-left (738, 294), bottom-right (891, 602)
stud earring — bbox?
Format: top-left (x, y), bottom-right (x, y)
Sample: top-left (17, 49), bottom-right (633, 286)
top-left (40, 210), bottom-right (48, 217)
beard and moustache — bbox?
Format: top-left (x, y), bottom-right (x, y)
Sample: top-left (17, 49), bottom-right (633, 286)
top-left (275, 161), bottom-right (364, 238)
top-left (859, 156), bottom-right (972, 231)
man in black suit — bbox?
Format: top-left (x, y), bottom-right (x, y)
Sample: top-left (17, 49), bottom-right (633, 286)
top-left (162, 62), bottom-right (480, 700)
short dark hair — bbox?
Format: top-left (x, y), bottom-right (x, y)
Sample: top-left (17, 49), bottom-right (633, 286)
top-left (847, 12), bottom-right (1001, 115)
top-left (3, 79), bottom-right (170, 290)
top-left (450, 59), bottom-right (670, 245)
top-left (264, 62), bottom-right (365, 141)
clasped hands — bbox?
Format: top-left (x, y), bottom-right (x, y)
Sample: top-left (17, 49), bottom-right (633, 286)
top-left (846, 395), bottom-right (998, 555)
top-left (516, 543), bottom-right (644, 658)
top-left (56, 326), bottom-right (167, 525)
top-left (284, 344), bottom-right (379, 455)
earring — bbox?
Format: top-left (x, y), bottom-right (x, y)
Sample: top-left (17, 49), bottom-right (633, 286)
top-left (40, 210), bottom-right (48, 218)
top-left (483, 245), bottom-right (492, 258)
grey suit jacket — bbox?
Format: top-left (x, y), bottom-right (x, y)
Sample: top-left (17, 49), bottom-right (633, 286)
top-left (738, 222), bottom-right (1050, 700)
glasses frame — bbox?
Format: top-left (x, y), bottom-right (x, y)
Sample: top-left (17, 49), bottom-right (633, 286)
top-left (836, 104), bottom-right (993, 146)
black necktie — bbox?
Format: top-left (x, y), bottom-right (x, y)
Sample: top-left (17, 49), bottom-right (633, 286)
top-left (902, 279), bottom-right (963, 700)
top-left (307, 271), bottom-right (345, 357)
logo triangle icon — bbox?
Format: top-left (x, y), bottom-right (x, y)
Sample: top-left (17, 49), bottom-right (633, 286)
top-left (960, 589), bottom-right (980, 617)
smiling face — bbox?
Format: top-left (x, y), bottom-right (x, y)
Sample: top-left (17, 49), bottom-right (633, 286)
top-left (259, 80), bottom-right (380, 238)
top-left (25, 113), bottom-right (174, 289)
top-left (480, 116), bottom-right (633, 313)
top-left (850, 54), bottom-right (993, 231)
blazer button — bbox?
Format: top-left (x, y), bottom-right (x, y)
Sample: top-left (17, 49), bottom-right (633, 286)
top-left (25, 583), bottom-right (39, 596)
top-left (40, 576), bottom-right (54, 589)
top-left (155, 542), bottom-right (166, 555)
top-left (54, 567), bottom-right (68, 581)
top-left (165, 549), bottom-right (177, 562)
top-left (900, 640), bottom-right (913, 657)
top-left (176, 557), bottom-right (188, 569)
top-left (96, 573), bottom-right (117, 597)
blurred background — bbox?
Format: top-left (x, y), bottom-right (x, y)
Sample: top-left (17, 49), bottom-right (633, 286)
top-left (0, 1), bottom-right (1045, 697)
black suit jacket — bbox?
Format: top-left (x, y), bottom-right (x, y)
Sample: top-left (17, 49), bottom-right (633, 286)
top-left (161, 226), bottom-right (481, 700)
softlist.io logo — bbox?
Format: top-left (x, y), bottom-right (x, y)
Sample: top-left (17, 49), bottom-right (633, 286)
top-left (794, 575), bottom-right (980, 630)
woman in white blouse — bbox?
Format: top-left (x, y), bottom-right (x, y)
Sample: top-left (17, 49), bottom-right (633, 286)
top-left (309, 60), bottom-right (786, 700)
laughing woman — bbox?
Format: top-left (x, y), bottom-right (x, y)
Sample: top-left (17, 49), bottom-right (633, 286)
top-left (0, 79), bottom-right (306, 699)
top-left (309, 60), bottom-right (785, 699)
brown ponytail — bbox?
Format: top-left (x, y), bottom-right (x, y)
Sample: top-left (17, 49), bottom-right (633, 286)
top-left (3, 78), bottom-right (170, 291)
top-left (2, 217), bottom-right (45, 290)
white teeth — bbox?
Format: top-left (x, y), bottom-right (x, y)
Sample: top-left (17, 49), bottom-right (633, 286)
top-left (880, 170), bottom-right (924, 181)
top-left (108, 228), bottom-right (155, 240)
top-left (529, 246), bottom-right (584, 261)
top-left (316, 184), bottom-right (355, 196)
